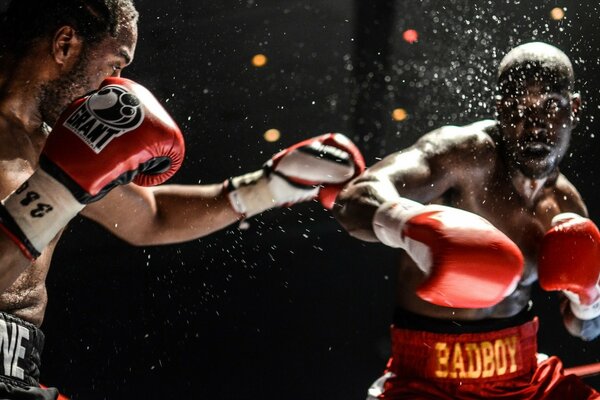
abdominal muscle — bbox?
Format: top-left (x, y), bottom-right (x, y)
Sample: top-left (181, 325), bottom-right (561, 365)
top-left (0, 237), bottom-right (59, 328)
top-left (395, 255), bottom-right (533, 322)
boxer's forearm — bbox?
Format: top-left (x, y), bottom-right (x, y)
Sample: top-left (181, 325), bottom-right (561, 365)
top-left (86, 133), bottom-right (366, 246)
top-left (333, 183), bottom-right (380, 242)
top-left (147, 184), bottom-right (242, 244)
top-left (333, 176), bottom-right (404, 242)
top-left (82, 183), bottom-right (242, 245)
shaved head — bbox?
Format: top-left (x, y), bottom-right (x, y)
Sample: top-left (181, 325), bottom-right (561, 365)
top-left (497, 42), bottom-right (574, 95)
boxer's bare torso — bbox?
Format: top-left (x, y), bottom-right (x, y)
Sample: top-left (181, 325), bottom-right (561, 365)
top-left (336, 119), bottom-right (586, 322)
top-left (0, 26), bottom-right (140, 327)
top-left (0, 119), bottom-right (55, 326)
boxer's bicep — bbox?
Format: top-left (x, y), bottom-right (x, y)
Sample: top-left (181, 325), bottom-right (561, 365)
top-left (376, 149), bottom-right (452, 202)
top-left (334, 133), bottom-right (458, 241)
top-left (555, 174), bottom-right (589, 217)
top-left (371, 125), bottom-right (476, 203)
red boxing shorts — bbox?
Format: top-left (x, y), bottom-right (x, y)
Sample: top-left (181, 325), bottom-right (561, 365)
top-left (0, 312), bottom-right (66, 400)
top-left (369, 308), bottom-right (600, 399)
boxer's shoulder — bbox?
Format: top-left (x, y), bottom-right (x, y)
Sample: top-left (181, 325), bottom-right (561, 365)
top-left (551, 173), bottom-right (587, 216)
top-left (417, 120), bottom-right (495, 152)
top-left (414, 120), bottom-right (498, 171)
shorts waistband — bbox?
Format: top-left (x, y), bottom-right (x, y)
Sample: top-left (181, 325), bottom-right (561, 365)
top-left (0, 312), bottom-right (44, 386)
top-left (387, 312), bottom-right (539, 383)
top-left (392, 306), bottom-right (536, 333)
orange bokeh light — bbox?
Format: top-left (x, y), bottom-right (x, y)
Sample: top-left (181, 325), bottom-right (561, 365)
top-left (392, 108), bottom-right (408, 121)
top-left (264, 128), bottom-right (281, 142)
top-left (550, 7), bottom-right (565, 20)
top-left (252, 54), bottom-right (268, 67)
top-left (402, 29), bottom-right (419, 44)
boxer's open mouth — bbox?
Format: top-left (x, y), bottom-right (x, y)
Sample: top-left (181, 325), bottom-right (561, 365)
top-left (523, 142), bottom-right (552, 155)
top-left (522, 142), bottom-right (552, 156)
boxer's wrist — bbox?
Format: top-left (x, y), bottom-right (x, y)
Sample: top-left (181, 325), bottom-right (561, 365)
top-left (551, 212), bottom-right (583, 227)
top-left (564, 289), bottom-right (600, 320)
top-left (225, 166), bottom-right (321, 218)
top-left (225, 169), bottom-right (274, 218)
top-left (1, 169), bottom-right (85, 259)
top-left (372, 199), bottom-right (425, 248)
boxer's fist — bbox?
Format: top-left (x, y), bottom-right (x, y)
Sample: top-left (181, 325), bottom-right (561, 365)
top-left (225, 133), bottom-right (365, 218)
top-left (373, 202), bottom-right (524, 308)
top-left (44, 77), bottom-right (185, 199)
top-left (0, 77), bottom-right (185, 259)
top-left (539, 213), bottom-right (600, 320)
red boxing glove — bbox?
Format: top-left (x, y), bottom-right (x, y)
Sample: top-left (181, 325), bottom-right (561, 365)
top-left (539, 213), bottom-right (600, 320)
top-left (0, 77), bottom-right (185, 259)
top-left (373, 202), bottom-right (524, 308)
top-left (226, 133), bottom-right (365, 218)
top-left (45, 76), bottom-right (184, 198)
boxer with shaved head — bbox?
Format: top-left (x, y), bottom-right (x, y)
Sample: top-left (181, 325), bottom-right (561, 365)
top-left (334, 42), bottom-right (600, 399)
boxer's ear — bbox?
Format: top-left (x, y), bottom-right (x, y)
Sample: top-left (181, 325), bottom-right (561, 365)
top-left (571, 93), bottom-right (581, 127)
top-left (52, 26), bottom-right (84, 71)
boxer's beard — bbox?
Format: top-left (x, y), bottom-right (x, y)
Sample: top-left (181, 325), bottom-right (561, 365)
top-left (38, 49), bottom-right (93, 126)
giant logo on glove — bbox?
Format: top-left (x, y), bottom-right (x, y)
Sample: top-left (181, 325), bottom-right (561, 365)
top-left (63, 85), bottom-right (145, 153)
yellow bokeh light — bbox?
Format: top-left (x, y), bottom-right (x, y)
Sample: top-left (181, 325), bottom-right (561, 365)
top-left (392, 108), bottom-right (408, 121)
top-left (252, 54), bottom-right (268, 67)
top-left (550, 7), bottom-right (565, 20)
top-left (264, 128), bottom-right (281, 142)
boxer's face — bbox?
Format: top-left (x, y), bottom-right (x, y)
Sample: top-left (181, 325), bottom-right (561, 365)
top-left (495, 81), bottom-right (580, 179)
top-left (39, 22), bottom-right (138, 126)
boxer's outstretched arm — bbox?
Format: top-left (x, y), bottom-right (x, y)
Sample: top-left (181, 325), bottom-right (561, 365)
top-left (83, 133), bottom-right (365, 245)
top-left (333, 124), bottom-right (494, 241)
top-left (333, 123), bottom-right (524, 309)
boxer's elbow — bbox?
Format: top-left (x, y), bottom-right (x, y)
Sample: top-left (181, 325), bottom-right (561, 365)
top-left (112, 217), bottom-right (172, 247)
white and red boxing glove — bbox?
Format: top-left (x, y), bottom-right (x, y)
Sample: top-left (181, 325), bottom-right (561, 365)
top-left (0, 77), bottom-right (185, 259)
top-left (225, 133), bottom-right (365, 218)
top-left (373, 201), bottom-right (524, 308)
top-left (539, 213), bottom-right (600, 320)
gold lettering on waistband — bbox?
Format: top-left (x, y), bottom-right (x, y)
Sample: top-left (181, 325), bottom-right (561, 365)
top-left (432, 334), bottom-right (521, 380)
top-left (464, 343), bottom-right (482, 378)
top-left (505, 336), bottom-right (518, 373)
top-left (494, 338), bottom-right (507, 375)
top-left (449, 342), bottom-right (467, 378)
top-left (481, 341), bottom-right (495, 378)
top-left (434, 342), bottom-right (449, 378)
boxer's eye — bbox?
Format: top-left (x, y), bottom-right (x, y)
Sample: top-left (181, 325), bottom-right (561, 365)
top-left (545, 99), bottom-right (559, 114)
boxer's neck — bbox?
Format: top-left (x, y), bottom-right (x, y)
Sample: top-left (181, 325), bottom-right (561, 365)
top-left (511, 171), bottom-right (547, 207)
top-left (0, 55), bottom-right (46, 138)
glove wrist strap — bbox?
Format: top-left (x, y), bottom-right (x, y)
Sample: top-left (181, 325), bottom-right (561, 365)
top-left (565, 290), bottom-right (600, 320)
top-left (1, 169), bottom-right (84, 259)
top-left (372, 199), bottom-right (424, 248)
top-left (225, 169), bottom-right (274, 218)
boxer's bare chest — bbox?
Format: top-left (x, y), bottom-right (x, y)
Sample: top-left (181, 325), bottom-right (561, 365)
top-left (398, 168), bottom-right (563, 320)
top-left (0, 124), bottom-right (54, 326)
top-left (452, 169), bottom-right (561, 285)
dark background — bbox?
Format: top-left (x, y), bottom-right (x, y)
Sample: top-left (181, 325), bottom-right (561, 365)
top-left (3, 0), bottom-right (600, 398)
